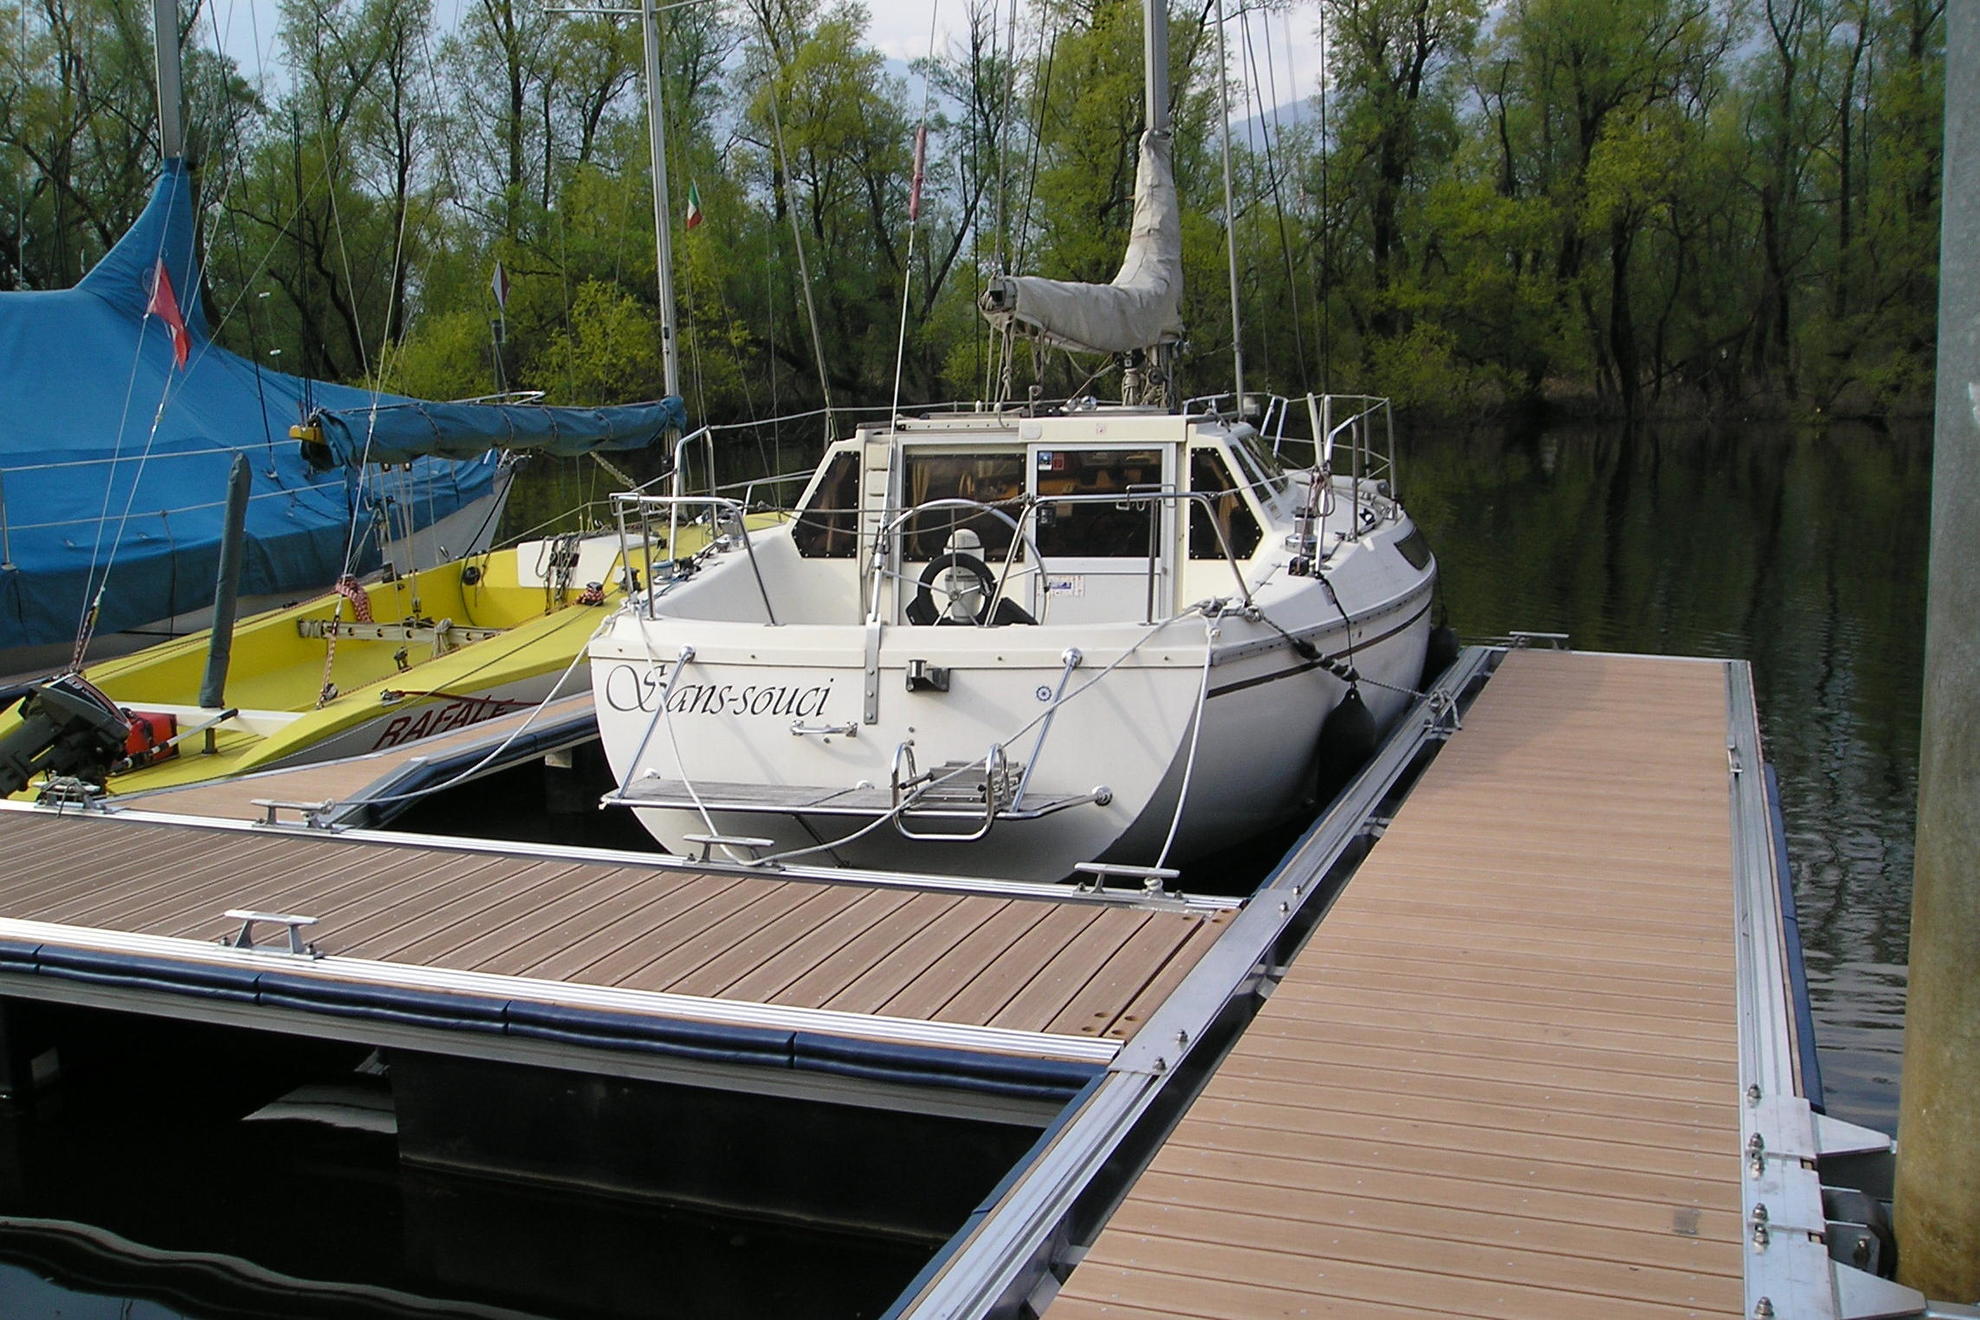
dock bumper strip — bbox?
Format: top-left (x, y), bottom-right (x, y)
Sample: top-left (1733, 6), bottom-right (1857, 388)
top-left (256, 973), bottom-right (511, 1033)
top-left (791, 1033), bottom-right (1101, 1101)
top-left (0, 924), bottom-right (1107, 1103)
top-left (34, 947), bottom-right (262, 1002)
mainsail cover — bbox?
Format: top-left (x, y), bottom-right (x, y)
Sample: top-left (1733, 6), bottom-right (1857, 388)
top-left (979, 130), bottom-right (1183, 354)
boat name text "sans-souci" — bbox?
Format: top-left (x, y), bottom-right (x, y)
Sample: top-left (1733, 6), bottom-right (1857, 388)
top-left (371, 694), bottom-right (535, 750)
top-left (601, 664), bottom-right (834, 719)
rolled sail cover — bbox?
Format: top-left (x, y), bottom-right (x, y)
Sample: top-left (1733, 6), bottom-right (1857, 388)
top-left (979, 130), bottom-right (1183, 354)
top-left (305, 394), bottom-right (688, 468)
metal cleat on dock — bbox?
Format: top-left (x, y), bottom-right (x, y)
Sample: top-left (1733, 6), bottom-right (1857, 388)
top-left (1071, 861), bottom-right (1181, 897)
top-left (679, 833), bottom-right (778, 864)
top-left (221, 908), bottom-right (323, 958)
top-left (250, 798), bottom-right (334, 828)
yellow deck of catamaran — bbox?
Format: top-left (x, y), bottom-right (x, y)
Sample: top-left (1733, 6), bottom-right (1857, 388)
top-left (5, 517), bottom-right (781, 798)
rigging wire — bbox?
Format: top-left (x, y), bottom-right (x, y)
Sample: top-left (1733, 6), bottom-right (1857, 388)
top-left (1213, 0), bottom-right (1243, 404)
top-left (748, 4), bottom-right (836, 439)
top-left (1316, 2), bottom-right (1331, 393)
top-left (1238, 1), bottom-right (1309, 395)
top-left (11, 0), bottom-right (25, 287)
top-left (69, 163), bottom-right (186, 665)
top-left (992, 19), bottom-right (1056, 404)
top-left (886, 6), bottom-right (942, 426)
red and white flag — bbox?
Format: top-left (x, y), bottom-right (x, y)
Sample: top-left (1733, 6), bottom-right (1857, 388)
top-left (908, 125), bottom-right (928, 221)
top-left (146, 258), bottom-right (190, 369)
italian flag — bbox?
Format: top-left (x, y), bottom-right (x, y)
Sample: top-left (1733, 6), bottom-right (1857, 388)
top-left (685, 181), bottom-right (703, 231)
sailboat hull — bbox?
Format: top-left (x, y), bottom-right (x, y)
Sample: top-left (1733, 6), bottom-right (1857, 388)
top-left (591, 577), bottom-right (1431, 881)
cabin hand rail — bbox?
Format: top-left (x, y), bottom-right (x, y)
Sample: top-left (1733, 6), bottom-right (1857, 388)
top-left (610, 492), bottom-right (778, 625)
top-left (667, 425), bottom-right (719, 555)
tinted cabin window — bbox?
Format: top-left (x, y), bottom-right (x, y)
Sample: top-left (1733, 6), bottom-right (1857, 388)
top-left (794, 452), bottom-right (859, 558)
top-left (1395, 527), bottom-right (1434, 570)
top-left (901, 452), bottom-right (1025, 560)
top-left (1035, 448), bottom-right (1164, 558)
top-left (1188, 449), bottom-right (1263, 560)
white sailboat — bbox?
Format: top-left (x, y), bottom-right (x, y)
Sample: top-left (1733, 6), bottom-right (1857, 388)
top-left (586, 1), bottom-right (1438, 883)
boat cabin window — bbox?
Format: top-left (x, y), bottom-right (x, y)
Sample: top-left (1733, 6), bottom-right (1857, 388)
top-left (794, 452), bottom-right (861, 558)
top-left (902, 451), bottom-right (1025, 559)
top-left (1188, 449), bottom-right (1263, 560)
top-left (1395, 527), bottom-right (1434, 570)
top-left (1035, 448), bottom-right (1165, 559)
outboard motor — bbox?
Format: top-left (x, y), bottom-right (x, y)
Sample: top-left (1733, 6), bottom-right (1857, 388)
top-left (0, 674), bottom-right (132, 796)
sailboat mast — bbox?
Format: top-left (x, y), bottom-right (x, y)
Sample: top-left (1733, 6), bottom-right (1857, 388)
top-left (1143, 0), bottom-right (1168, 136)
top-left (641, 0), bottom-right (682, 397)
top-left (152, 0), bottom-right (182, 158)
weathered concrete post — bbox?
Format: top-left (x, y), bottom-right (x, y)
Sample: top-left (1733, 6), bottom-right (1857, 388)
top-left (1893, 0), bottom-right (1980, 1298)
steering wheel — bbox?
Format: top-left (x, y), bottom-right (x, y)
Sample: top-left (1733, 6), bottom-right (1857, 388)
top-left (911, 552), bottom-right (996, 624)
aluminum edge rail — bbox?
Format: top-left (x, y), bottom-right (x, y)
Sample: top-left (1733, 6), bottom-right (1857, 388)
top-left (889, 645), bottom-right (1494, 1320)
top-left (1726, 661), bottom-right (1924, 1320)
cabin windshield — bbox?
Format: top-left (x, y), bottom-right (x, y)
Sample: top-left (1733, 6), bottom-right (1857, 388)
top-left (1231, 430), bottom-right (1294, 501)
top-left (1188, 448), bottom-right (1264, 560)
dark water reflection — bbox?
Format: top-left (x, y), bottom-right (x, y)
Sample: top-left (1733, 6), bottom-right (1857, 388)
top-left (1401, 418), bottom-right (1927, 1132)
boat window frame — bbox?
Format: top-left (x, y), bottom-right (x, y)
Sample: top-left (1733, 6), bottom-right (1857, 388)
top-left (896, 445), bottom-right (1031, 562)
top-left (1228, 426), bottom-right (1296, 507)
top-left (792, 448), bottom-right (862, 559)
top-left (1186, 444), bottom-right (1266, 561)
top-left (1027, 443), bottom-right (1176, 561)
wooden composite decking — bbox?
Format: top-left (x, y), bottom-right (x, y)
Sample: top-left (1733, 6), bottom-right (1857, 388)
top-left (0, 808), bottom-right (1225, 1046)
top-left (1050, 649), bottom-right (1746, 1318)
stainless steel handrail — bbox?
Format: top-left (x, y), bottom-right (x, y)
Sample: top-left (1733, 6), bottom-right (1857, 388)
top-left (667, 425), bottom-right (719, 553)
top-left (610, 492), bottom-right (779, 624)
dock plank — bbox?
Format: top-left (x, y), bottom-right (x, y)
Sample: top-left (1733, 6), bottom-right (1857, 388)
top-left (1051, 649), bottom-right (1746, 1318)
top-left (0, 805), bottom-right (1223, 1049)
top-left (1044, 910), bottom-right (1228, 1039)
top-left (878, 900), bottom-right (1056, 1020)
top-left (718, 887), bottom-right (919, 1002)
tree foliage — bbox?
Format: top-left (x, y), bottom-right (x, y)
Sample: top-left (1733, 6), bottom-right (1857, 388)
top-left (0, 0), bottom-right (1944, 424)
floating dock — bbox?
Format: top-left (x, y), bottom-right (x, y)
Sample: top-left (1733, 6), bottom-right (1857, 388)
top-left (0, 646), bottom-right (1927, 1318)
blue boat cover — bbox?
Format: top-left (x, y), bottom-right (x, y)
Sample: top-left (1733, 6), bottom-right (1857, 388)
top-left (0, 159), bottom-right (674, 653)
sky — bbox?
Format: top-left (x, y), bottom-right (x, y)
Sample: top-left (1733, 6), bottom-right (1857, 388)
top-left (197, 0), bottom-right (1328, 127)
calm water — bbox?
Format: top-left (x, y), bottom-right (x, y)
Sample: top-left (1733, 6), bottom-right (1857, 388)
top-left (1400, 417), bottom-right (1928, 1132)
top-left (0, 417), bottom-right (1929, 1313)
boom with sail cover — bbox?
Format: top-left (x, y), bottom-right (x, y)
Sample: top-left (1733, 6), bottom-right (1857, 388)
top-left (302, 396), bottom-right (687, 469)
top-left (978, 129), bottom-right (1184, 356)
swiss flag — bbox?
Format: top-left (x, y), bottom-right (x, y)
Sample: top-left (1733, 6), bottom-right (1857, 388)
top-left (146, 258), bottom-right (191, 368)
